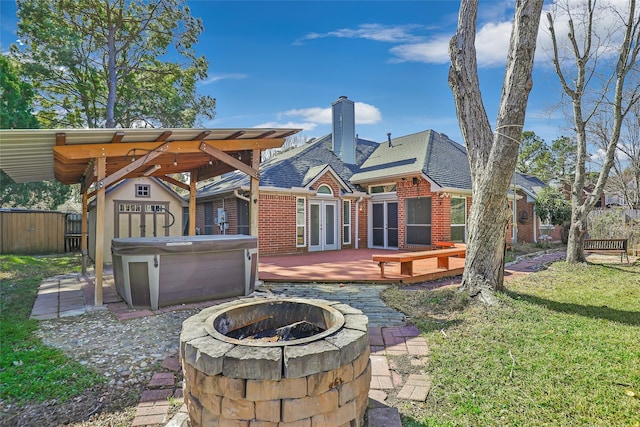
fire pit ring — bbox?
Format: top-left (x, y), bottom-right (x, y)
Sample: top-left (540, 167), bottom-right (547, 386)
top-left (205, 298), bottom-right (345, 346)
top-left (180, 297), bottom-right (371, 426)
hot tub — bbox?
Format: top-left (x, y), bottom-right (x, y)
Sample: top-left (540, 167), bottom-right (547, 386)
top-left (112, 235), bottom-right (258, 310)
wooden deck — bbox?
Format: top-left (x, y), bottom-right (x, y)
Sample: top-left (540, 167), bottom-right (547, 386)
top-left (258, 248), bottom-right (466, 284)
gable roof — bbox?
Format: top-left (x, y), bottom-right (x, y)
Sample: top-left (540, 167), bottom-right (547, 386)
top-left (197, 134), bottom-right (379, 199)
top-left (513, 172), bottom-right (546, 198)
top-left (350, 130), bottom-right (471, 191)
top-left (89, 177), bottom-right (188, 207)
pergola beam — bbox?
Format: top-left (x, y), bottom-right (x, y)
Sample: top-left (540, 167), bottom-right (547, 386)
top-left (199, 142), bottom-right (259, 179)
top-left (53, 138), bottom-right (285, 160)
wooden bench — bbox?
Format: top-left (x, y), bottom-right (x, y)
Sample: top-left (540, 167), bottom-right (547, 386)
top-left (372, 247), bottom-right (466, 278)
top-left (583, 238), bottom-right (629, 263)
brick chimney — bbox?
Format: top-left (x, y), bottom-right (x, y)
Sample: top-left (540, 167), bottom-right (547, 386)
top-left (331, 96), bottom-right (356, 164)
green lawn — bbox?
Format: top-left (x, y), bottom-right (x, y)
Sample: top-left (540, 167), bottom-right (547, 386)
top-left (0, 255), bottom-right (103, 405)
top-left (383, 260), bottom-right (640, 426)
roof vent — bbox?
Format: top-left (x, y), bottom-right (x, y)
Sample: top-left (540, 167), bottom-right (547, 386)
top-left (387, 132), bottom-right (392, 148)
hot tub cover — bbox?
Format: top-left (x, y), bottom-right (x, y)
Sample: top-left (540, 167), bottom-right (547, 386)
top-left (112, 234), bottom-right (257, 255)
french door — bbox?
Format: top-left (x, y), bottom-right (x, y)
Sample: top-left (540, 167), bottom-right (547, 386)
top-left (371, 201), bottom-right (398, 248)
top-left (309, 200), bottom-right (339, 252)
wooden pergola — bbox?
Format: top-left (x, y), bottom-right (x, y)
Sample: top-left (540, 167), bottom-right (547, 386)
top-left (0, 127), bottom-right (300, 305)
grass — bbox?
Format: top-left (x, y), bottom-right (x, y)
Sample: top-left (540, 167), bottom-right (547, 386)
top-left (382, 260), bottom-right (640, 426)
top-left (0, 254), bottom-right (104, 405)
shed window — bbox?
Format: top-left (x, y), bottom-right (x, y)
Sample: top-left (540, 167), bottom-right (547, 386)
top-left (136, 184), bottom-right (150, 198)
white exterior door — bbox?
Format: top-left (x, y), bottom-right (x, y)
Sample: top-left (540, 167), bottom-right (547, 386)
top-left (309, 200), bottom-right (339, 252)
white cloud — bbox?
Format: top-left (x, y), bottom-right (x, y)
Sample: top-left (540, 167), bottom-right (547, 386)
top-left (253, 121), bottom-right (319, 133)
top-left (281, 107), bottom-right (332, 124)
top-left (390, 37), bottom-right (451, 64)
top-left (296, 24), bottom-right (425, 45)
top-left (355, 102), bottom-right (382, 124)
top-left (280, 102), bottom-right (382, 127)
top-left (200, 73), bottom-right (248, 85)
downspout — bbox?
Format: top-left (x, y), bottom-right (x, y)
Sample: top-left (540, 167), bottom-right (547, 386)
top-left (234, 189), bottom-right (250, 202)
top-left (533, 204), bottom-right (538, 243)
top-left (355, 196), bottom-right (364, 249)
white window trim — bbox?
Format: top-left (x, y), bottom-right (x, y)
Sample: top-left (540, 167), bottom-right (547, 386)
top-left (343, 200), bottom-right (351, 245)
top-left (296, 197), bottom-right (306, 247)
top-left (450, 196), bottom-right (467, 242)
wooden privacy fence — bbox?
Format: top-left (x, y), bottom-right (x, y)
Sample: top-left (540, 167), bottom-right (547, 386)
top-left (0, 210), bottom-right (81, 255)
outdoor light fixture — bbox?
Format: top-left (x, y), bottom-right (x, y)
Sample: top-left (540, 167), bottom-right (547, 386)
top-left (412, 177), bottom-right (419, 186)
top-left (173, 155), bottom-right (178, 166)
top-left (209, 159), bottom-right (213, 166)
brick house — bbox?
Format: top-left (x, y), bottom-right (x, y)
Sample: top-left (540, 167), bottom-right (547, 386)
top-left (195, 96), bottom-right (555, 255)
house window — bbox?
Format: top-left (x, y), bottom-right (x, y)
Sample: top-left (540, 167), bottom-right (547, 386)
top-left (450, 197), bottom-right (466, 242)
top-left (238, 199), bottom-right (249, 235)
top-left (136, 184), bottom-right (150, 198)
top-left (296, 197), bottom-right (306, 247)
top-left (369, 184), bottom-right (396, 194)
top-left (343, 200), bottom-right (351, 245)
top-left (405, 197), bottom-right (432, 245)
top-left (317, 184), bottom-right (333, 195)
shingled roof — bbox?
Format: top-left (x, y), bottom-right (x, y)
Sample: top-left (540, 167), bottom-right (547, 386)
top-left (350, 130), bottom-right (471, 191)
top-left (197, 134), bottom-right (379, 199)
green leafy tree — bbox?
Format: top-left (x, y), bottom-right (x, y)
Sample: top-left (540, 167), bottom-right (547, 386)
top-left (0, 56), bottom-right (39, 129)
top-left (534, 186), bottom-right (571, 243)
top-left (517, 131), bottom-right (552, 181)
top-left (0, 57), bottom-right (72, 209)
top-left (12, 0), bottom-right (215, 128)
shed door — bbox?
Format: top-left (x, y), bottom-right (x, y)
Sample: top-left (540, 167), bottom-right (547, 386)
top-left (116, 202), bottom-right (170, 238)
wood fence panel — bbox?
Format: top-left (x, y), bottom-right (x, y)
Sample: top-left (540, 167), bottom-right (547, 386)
top-left (0, 211), bottom-right (66, 255)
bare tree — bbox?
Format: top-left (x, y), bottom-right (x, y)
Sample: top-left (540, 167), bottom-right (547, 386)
top-left (592, 101), bottom-right (640, 209)
top-left (545, 0), bottom-right (640, 262)
top-left (448, 0), bottom-right (544, 304)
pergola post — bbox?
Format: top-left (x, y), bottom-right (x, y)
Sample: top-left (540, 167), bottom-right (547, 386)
top-left (189, 171), bottom-right (197, 236)
top-left (249, 149), bottom-right (260, 237)
top-left (81, 191), bottom-right (88, 275)
top-left (94, 156), bottom-right (106, 306)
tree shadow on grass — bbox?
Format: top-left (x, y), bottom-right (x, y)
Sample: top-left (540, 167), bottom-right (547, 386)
top-left (504, 289), bottom-right (640, 327)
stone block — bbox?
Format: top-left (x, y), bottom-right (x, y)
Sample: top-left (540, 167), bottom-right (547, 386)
top-left (248, 421), bottom-right (277, 427)
top-left (199, 374), bottom-right (246, 399)
top-left (277, 418), bottom-right (311, 427)
top-left (246, 377), bottom-right (306, 401)
top-left (343, 314), bottom-right (368, 332)
top-left (199, 392), bottom-right (221, 415)
top-left (185, 392), bottom-right (203, 426)
top-left (183, 336), bottom-right (234, 376)
top-left (221, 396), bottom-right (255, 420)
top-left (351, 348), bottom-right (370, 378)
top-left (223, 346), bottom-right (283, 381)
top-left (281, 389), bottom-right (338, 422)
top-left (254, 399), bottom-right (280, 422)
top-left (307, 363), bottom-right (353, 396)
top-left (324, 329), bottom-right (369, 366)
top-left (283, 339), bottom-right (339, 378)
top-left (332, 303), bottom-right (363, 315)
top-left (339, 361), bottom-right (371, 406)
top-left (311, 399), bottom-right (355, 427)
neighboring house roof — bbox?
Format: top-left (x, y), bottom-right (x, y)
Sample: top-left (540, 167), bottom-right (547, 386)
top-left (513, 173), bottom-right (546, 199)
top-left (350, 130), bottom-right (471, 191)
top-left (197, 135), bottom-right (379, 199)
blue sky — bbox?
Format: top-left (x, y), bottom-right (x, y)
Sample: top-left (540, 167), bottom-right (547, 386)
top-left (0, 0), bottom-right (574, 145)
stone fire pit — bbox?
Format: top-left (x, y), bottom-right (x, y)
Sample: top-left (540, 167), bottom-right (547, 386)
top-left (180, 297), bottom-right (371, 426)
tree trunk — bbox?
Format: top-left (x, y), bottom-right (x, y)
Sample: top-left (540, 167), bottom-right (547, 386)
top-left (449, 0), bottom-right (544, 304)
top-left (105, 4), bottom-right (117, 129)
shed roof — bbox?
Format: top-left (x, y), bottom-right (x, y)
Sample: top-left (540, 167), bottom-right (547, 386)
top-left (0, 127), bottom-right (300, 185)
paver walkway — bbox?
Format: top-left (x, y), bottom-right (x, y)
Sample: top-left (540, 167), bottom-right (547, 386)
top-left (29, 249), bottom-right (581, 426)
